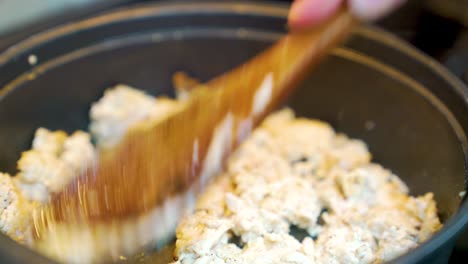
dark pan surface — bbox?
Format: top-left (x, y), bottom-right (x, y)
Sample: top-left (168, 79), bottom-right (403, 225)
top-left (0, 1), bottom-right (466, 264)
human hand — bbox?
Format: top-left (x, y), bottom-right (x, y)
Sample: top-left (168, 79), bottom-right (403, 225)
top-left (288, 0), bottom-right (405, 30)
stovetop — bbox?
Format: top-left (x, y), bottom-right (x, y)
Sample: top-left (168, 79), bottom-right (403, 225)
top-left (0, 0), bottom-right (466, 262)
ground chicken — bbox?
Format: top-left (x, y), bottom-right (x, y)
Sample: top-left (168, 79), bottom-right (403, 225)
top-left (0, 173), bottom-right (35, 243)
top-left (89, 84), bottom-right (180, 148)
top-left (15, 128), bottom-right (96, 203)
top-left (0, 84), bottom-right (443, 264)
top-left (173, 109), bottom-right (442, 264)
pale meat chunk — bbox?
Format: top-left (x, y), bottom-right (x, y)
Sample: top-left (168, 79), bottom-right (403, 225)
top-left (0, 173), bottom-right (35, 243)
top-left (89, 84), bottom-right (180, 148)
top-left (15, 128), bottom-right (96, 203)
top-left (315, 224), bottom-right (377, 264)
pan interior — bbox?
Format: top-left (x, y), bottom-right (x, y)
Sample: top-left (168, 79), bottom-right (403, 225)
top-left (0, 15), bottom-right (466, 264)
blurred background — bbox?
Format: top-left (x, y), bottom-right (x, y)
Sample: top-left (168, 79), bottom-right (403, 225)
top-left (0, 0), bottom-right (466, 262)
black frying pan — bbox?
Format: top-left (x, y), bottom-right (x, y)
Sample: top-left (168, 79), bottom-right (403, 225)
top-left (0, 1), bottom-right (466, 263)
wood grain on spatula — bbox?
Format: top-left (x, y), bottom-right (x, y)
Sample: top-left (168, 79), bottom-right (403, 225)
top-left (34, 6), bottom-right (356, 245)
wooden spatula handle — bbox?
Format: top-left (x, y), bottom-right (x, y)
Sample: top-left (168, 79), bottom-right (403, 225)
top-left (206, 7), bottom-right (357, 124)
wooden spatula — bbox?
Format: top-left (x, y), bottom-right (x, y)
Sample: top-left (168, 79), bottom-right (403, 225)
top-left (32, 7), bottom-right (357, 263)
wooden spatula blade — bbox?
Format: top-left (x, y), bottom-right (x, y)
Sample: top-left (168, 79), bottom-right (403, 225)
top-left (33, 7), bottom-right (356, 261)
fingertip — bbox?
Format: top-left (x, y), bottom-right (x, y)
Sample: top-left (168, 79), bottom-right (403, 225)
top-left (350, 0), bottom-right (405, 21)
top-left (288, 0), bottom-right (343, 30)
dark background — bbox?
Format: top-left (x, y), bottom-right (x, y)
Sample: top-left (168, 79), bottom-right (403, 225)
top-left (0, 0), bottom-right (466, 262)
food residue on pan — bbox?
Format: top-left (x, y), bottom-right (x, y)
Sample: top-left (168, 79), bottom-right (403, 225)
top-left (0, 75), bottom-right (442, 264)
top-left (28, 54), bottom-right (38, 66)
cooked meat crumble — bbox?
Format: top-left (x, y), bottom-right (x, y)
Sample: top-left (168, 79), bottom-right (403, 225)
top-left (172, 109), bottom-right (441, 264)
top-left (0, 84), bottom-right (442, 264)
